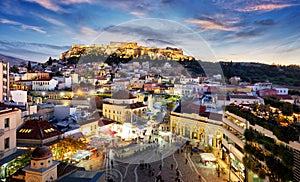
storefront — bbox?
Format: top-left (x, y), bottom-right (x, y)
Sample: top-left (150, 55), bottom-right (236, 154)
top-left (229, 153), bottom-right (245, 181)
top-left (221, 145), bottom-right (245, 182)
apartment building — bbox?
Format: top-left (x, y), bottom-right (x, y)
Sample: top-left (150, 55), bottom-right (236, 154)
top-left (0, 108), bottom-right (22, 160)
top-left (0, 61), bottom-right (9, 102)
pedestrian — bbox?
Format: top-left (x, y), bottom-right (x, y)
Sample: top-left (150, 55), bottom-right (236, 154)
top-left (111, 160), bottom-right (114, 168)
top-left (185, 158), bottom-right (188, 164)
top-left (159, 164), bottom-right (162, 171)
top-left (171, 163), bottom-right (173, 170)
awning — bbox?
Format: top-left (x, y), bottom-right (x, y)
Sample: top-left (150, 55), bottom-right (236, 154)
top-left (200, 153), bottom-right (217, 162)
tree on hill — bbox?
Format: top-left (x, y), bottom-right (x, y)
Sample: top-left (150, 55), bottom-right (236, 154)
top-left (27, 61), bottom-right (32, 71)
top-left (47, 57), bottom-right (53, 65)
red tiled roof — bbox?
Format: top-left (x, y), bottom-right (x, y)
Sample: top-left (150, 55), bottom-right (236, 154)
top-left (17, 119), bottom-right (62, 141)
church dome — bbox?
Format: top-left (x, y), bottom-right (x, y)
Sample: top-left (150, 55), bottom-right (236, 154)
top-left (31, 146), bottom-right (52, 160)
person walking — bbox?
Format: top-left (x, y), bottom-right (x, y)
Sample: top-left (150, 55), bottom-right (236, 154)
top-left (110, 160), bottom-right (114, 168)
top-left (185, 158), bottom-right (188, 164)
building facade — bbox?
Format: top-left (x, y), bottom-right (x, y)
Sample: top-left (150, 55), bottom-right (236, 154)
top-left (0, 108), bottom-right (21, 160)
top-left (103, 90), bottom-right (147, 123)
top-left (0, 61), bottom-right (9, 102)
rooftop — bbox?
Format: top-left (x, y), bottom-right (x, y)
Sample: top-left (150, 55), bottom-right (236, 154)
top-left (17, 119), bottom-right (62, 141)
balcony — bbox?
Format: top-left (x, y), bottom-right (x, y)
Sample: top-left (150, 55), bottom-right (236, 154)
top-left (223, 117), bottom-right (245, 134)
top-left (0, 129), bottom-right (4, 136)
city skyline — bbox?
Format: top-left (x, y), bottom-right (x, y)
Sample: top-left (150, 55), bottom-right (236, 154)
top-left (1, 0), bottom-right (300, 65)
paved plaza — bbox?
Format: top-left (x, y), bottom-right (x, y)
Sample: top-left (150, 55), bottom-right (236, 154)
top-left (76, 142), bottom-right (241, 182)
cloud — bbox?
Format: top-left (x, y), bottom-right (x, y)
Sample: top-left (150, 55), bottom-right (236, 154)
top-left (38, 15), bottom-right (65, 26)
top-left (80, 26), bottom-right (99, 36)
top-left (254, 19), bottom-right (276, 26)
top-left (0, 18), bottom-right (46, 34)
top-left (186, 19), bottom-right (235, 31)
top-left (26, 0), bottom-right (93, 12)
top-left (26, 0), bottom-right (62, 12)
top-left (237, 3), bottom-right (299, 12)
top-left (130, 11), bottom-right (145, 18)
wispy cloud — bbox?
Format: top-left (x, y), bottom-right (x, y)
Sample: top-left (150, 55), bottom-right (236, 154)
top-left (80, 26), bottom-right (99, 36)
top-left (0, 19), bottom-right (19, 25)
top-left (130, 11), bottom-right (145, 18)
top-left (26, 0), bottom-right (62, 12)
top-left (26, 0), bottom-right (93, 12)
top-left (186, 19), bottom-right (235, 31)
top-left (237, 3), bottom-right (299, 12)
top-left (37, 15), bottom-right (65, 26)
top-left (0, 18), bottom-right (46, 33)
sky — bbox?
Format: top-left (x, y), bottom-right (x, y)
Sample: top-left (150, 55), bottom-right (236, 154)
top-left (0, 0), bottom-right (300, 65)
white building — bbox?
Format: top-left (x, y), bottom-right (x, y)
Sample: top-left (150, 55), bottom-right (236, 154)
top-left (65, 76), bottom-right (72, 88)
top-left (179, 77), bottom-right (199, 84)
top-left (32, 78), bottom-right (58, 91)
top-left (275, 87), bottom-right (288, 95)
top-left (252, 82), bottom-right (273, 91)
top-left (10, 90), bottom-right (27, 104)
top-left (229, 94), bottom-right (263, 105)
top-left (174, 83), bottom-right (196, 97)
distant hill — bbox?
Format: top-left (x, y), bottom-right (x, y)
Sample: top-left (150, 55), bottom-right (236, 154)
top-left (0, 54), bottom-right (28, 65)
top-left (220, 61), bottom-right (300, 87)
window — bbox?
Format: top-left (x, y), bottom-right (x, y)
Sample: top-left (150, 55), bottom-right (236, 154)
top-left (4, 118), bottom-right (9, 128)
top-left (4, 137), bottom-right (9, 149)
